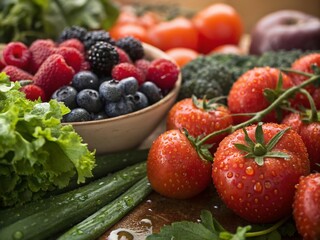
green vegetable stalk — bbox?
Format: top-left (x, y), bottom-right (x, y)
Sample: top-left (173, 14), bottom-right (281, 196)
top-left (0, 73), bottom-right (95, 207)
top-left (0, 0), bottom-right (120, 44)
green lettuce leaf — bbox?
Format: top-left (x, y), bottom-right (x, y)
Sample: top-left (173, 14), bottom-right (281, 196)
top-left (0, 73), bottom-right (95, 207)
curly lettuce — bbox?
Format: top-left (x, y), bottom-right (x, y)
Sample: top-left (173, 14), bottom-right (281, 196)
top-left (0, 73), bottom-right (95, 207)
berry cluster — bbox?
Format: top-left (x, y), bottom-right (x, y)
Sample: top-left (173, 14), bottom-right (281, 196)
top-left (0, 26), bottom-right (180, 122)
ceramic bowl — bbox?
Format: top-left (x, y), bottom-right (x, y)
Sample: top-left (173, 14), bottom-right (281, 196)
top-left (68, 43), bottom-right (181, 155)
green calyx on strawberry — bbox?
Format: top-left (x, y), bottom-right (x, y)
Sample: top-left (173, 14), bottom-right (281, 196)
top-left (234, 122), bottom-right (290, 166)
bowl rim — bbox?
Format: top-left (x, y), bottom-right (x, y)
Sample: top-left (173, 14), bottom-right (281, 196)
top-left (67, 42), bottom-right (182, 126)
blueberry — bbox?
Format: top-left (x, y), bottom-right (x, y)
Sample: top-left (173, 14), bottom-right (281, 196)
top-left (139, 81), bottom-right (163, 104)
top-left (105, 97), bottom-right (134, 118)
top-left (118, 77), bottom-right (139, 95)
top-left (72, 71), bottom-right (99, 91)
top-left (99, 79), bottom-right (123, 102)
top-left (51, 86), bottom-right (78, 109)
top-left (76, 89), bottom-right (103, 113)
top-left (127, 91), bottom-right (149, 111)
top-left (63, 108), bottom-right (91, 122)
top-left (91, 111), bottom-right (108, 120)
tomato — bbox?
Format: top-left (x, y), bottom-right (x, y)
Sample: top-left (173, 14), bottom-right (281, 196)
top-left (147, 17), bottom-right (199, 51)
top-left (166, 97), bottom-right (233, 153)
top-left (138, 11), bottom-right (162, 29)
top-left (212, 122), bottom-right (310, 223)
top-left (282, 112), bottom-right (320, 172)
top-left (293, 173), bottom-right (320, 240)
top-left (165, 48), bottom-right (199, 67)
top-left (147, 129), bottom-right (212, 199)
top-left (210, 44), bottom-right (244, 55)
top-left (192, 3), bottom-right (243, 54)
top-left (109, 23), bottom-right (149, 43)
top-left (227, 67), bottom-right (294, 124)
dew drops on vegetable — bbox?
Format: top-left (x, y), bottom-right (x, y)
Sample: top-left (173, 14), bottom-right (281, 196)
top-left (13, 231), bottom-right (24, 240)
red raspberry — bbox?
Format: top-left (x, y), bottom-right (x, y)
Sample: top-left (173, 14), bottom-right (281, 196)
top-left (0, 58), bottom-right (6, 71)
top-left (54, 47), bottom-right (85, 73)
top-left (2, 65), bottom-right (33, 82)
top-left (29, 39), bottom-right (56, 74)
top-left (80, 61), bottom-right (91, 71)
top-left (2, 42), bottom-right (31, 70)
top-left (59, 38), bottom-right (85, 54)
top-left (20, 84), bottom-right (46, 101)
top-left (33, 54), bottom-right (75, 100)
top-left (146, 58), bottom-right (179, 90)
top-left (135, 58), bottom-right (150, 79)
top-left (115, 46), bottom-right (132, 63)
top-left (111, 62), bottom-right (144, 85)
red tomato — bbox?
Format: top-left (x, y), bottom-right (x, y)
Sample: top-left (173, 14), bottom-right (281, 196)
top-left (293, 173), bottom-right (320, 240)
top-left (109, 23), bottom-right (149, 43)
top-left (147, 129), bottom-right (212, 199)
top-left (147, 17), bottom-right (199, 51)
top-left (210, 44), bottom-right (244, 55)
top-left (138, 11), bottom-right (162, 29)
top-left (165, 48), bottom-right (199, 67)
top-left (166, 97), bottom-right (233, 153)
top-left (282, 112), bottom-right (320, 172)
top-left (212, 122), bottom-right (310, 223)
top-left (192, 3), bottom-right (243, 54)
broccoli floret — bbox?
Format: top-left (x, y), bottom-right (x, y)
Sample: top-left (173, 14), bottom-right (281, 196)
top-left (256, 50), bottom-right (306, 68)
top-left (179, 53), bottom-right (256, 100)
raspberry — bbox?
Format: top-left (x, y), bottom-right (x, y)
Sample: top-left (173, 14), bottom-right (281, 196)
top-left (146, 58), bottom-right (179, 90)
top-left (34, 54), bottom-right (75, 99)
top-left (59, 38), bottom-right (85, 53)
top-left (87, 41), bottom-right (119, 75)
top-left (116, 36), bottom-right (144, 61)
top-left (20, 84), bottom-right (46, 101)
top-left (2, 65), bottom-right (33, 82)
top-left (2, 42), bottom-right (31, 70)
top-left (135, 59), bottom-right (150, 79)
top-left (115, 46), bottom-right (132, 63)
top-left (111, 63), bottom-right (144, 85)
top-left (29, 39), bottom-right (56, 74)
top-left (0, 58), bottom-right (6, 71)
top-left (54, 47), bottom-right (85, 73)
top-left (58, 26), bottom-right (87, 43)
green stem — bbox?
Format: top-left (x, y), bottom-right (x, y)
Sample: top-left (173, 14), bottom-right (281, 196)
top-left (198, 72), bottom-right (320, 146)
top-left (245, 216), bottom-right (290, 238)
top-left (299, 88), bottom-right (318, 122)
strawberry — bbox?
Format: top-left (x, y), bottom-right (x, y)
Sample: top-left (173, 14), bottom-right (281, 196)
top-left (20, 84), bottom-right (46, 101)
top-left (54, 47), bottom-right (85, 73)
top-left (147, 129), bottom-right (212, 199)
top-left (33, 54), bottom-right (75, 100)
top-left (58, 38), bottom-right (85, 53)
top-left (293, 173), bottom-right (320, 240)
top-left (212, 122), bottom-right (310, 223)
top-left (166, 96), bottom-right (233, 153)
top-left (2, 42), bottom-right (31, 70)
top-left (2, 65), bottom-right (33, 82)
top-left (28, 39), bottom-right (56, 74)
top-left (227, 67), bottom-right (294, 124)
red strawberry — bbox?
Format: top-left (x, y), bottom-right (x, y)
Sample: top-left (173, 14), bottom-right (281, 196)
top-left (28, 39), bottom-right (56, 74)
top-left (33, 54), bottom-right (75, 100)
top-left (111, 62), bottom-right (144, 85)
top-left (146, 58), bottom-right (179, 91)
top-left (20, 84), bottom-right (46, 101)
top-left (59, 38), bottom-right (85, 53)
top-left (293, 173), bottom-right (320, 240)
top-left (2, 65), bottom-right (33, 82)
top-left (54, 47), bottom-right (85, 73)
top-left (2, 42), bottom-right (31, 70)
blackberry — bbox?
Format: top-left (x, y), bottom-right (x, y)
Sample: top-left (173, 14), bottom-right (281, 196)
top-left (87, 41), bottom-right (119, 75)
top-left (116, 36), bottom-right (144, 61)
top-left (83, 30), bottom-right (116, 50)
top-left (58, 26), bottom-right (87, 43)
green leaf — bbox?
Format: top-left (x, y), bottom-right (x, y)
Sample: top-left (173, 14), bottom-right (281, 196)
top-left (266, 127), bottom-right (290, 151)
top-left (255, 122), bottom-right (264, 145)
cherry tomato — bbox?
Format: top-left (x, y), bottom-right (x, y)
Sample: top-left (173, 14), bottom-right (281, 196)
top-left (165, 48), bottom-right (199, 67)
top-left (147, 17), bottom-right (199, 51)
top-left (109, 23), bottom-right (149, 43)
top-left (210, 44), bottom-right (244, 55)
top-left (138, 11), bottom-right (162, 29)
top-left (192, 3), bottom-right (243, 54)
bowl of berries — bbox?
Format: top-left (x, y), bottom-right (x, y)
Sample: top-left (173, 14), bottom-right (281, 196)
top-left (0, 28), bottom-right (181, 154)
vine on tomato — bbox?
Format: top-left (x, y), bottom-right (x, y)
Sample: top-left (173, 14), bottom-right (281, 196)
top-left (212, 122), bottom-right (310, 223)
top-left (147, 129), bottom-right (212, 199)
top-left (147, 17), bottom-right (199, 51)
top-left (192, 3), bottom-right (243, 54)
